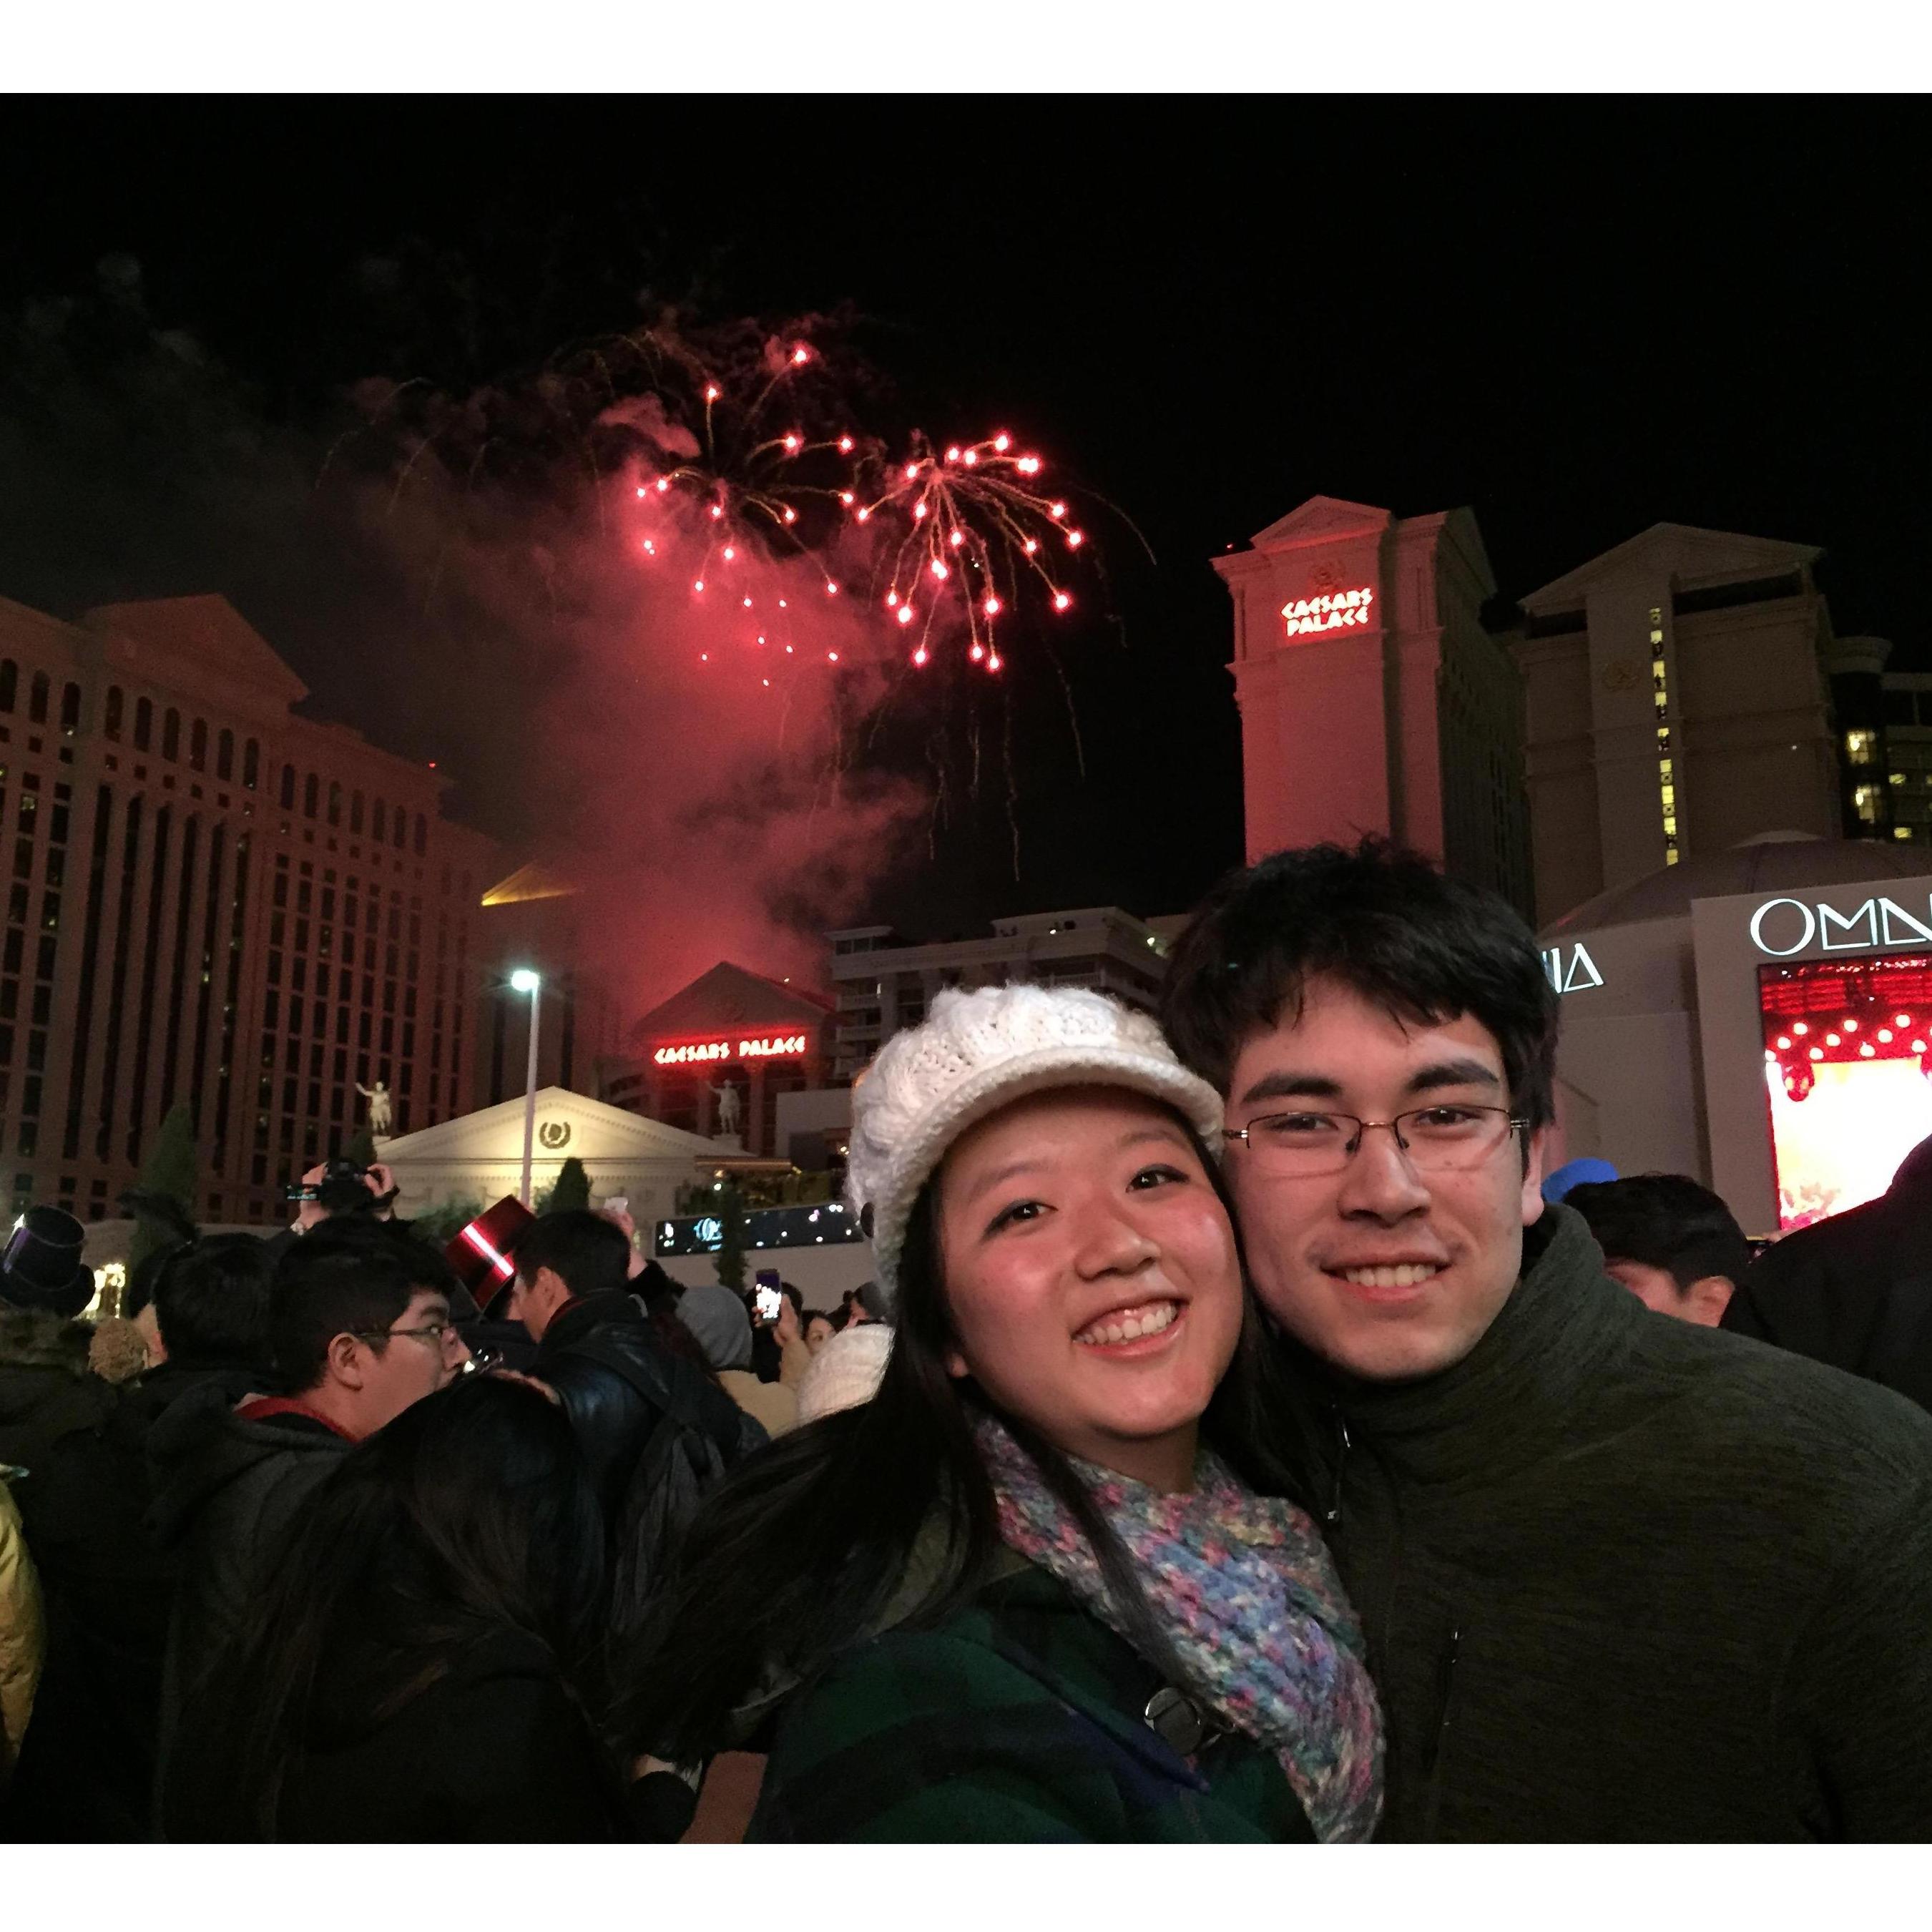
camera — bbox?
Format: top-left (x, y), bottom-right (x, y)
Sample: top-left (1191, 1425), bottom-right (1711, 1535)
top-left (285, 1157), bottom-right (386, 1217)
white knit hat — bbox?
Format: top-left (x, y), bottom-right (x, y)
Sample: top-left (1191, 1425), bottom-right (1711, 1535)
top-left (844, 984), bottom-right (1224, 1301)
top-left (795, 1320), bottom-right (893, 1424)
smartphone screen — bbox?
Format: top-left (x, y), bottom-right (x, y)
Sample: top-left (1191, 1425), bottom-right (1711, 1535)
top-left (754, 1269), bottom-right (783, 1323)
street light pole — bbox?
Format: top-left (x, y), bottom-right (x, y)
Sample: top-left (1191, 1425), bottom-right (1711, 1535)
top-left (511, 969), bottom-right (542, 1207)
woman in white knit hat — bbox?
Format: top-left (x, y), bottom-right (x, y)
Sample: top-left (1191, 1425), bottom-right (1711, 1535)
top-left (620, 984), bottom-right (1381, 1842)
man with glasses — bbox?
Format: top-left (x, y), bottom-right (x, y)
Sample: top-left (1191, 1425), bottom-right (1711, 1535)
top-left (149, 1218), bottom-right (469, 1804)
top-left (1162, 838), bottom-right (1932, 1840)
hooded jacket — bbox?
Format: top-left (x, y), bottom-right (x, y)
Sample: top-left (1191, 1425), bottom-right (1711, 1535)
top-left (1723, 1136), bottom-right (1932, 1413)
top-left (1272, 1203), bottom-right (1932, 1840)
top-left (145, 1379), bottom-right (353, 1794)
top-left (6, 1360), bottom-right (257, 1838)
top-left (0, 1307), bottom-right (109, 1471)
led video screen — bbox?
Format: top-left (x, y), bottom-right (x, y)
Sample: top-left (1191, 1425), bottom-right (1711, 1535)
top-left (1760, 953), bottom-right (1932, 1229)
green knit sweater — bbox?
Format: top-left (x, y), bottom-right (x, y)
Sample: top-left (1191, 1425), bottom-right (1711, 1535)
top-left (1272, 1202), bottom-right (1932, 1840)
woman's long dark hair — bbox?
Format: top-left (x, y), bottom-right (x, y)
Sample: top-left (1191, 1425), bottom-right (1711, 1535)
top-left (614, 1104), bottom-right (1316, 1766)
top-left (167, 1375), bottom-right (607, 1839)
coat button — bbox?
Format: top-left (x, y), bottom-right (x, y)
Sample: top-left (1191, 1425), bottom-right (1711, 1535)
top-left (1144, 1685), bottom-right (1208, 1755)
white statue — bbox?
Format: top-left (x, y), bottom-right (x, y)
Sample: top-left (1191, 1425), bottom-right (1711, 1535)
top-left (710, 1082), bottom-right (742, 1136)
top-left (356, 1080), bottom-right (393, 1137)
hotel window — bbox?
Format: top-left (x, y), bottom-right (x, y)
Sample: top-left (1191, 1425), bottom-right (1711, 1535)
top-left (1853, 783), bottom-right (1883, 827)
top-left (162, 708), bottom-right (180, 760)
top-left (1846, 729), bottom-right (1878, 766)
top-left (1649, 608), bottom-right (1678, 864)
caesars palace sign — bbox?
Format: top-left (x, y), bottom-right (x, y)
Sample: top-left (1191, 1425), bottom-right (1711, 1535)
top-left (1281, 586), bottom-right (1375, 639)
top-left (652, 1032), bottom-right (810, 1066)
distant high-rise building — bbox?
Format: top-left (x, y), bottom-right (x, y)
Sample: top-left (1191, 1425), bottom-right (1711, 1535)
top-left (825, 907), bottom-right (1170, 1084)
top-left (0, 592), bottom-right (497, 1225)
top-left (1213, 496), bottom-right (1531, 915)
top-left (1512, 524), bottom-right (1842, 925)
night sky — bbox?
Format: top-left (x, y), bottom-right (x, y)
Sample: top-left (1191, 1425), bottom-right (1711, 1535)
top-left (4, 99), bottom-right (1925, 956)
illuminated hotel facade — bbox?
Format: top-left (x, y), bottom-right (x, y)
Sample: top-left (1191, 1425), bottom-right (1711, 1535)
top-left (1513, 524), bottom-right (1846, 925)
top-left (0, 592), bottom-right (497, 1226)
top-left (1213, 496), bottom-right (1533, 915)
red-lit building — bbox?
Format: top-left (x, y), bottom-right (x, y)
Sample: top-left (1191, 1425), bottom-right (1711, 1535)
top-left (602, 962), bottom-right (833, 1158)
top-left (0, 592), bottom-right (498, 1225)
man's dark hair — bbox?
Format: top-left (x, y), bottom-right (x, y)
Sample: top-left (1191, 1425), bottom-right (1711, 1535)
top-left (269, 1218), bottom-right (458, 1393)
top-left (1161, 837), bottom-right (1561, 1128)
top-left (155, 1234), bottom-right (275, 1366)
top-left (1566, 1174), bottom-right (1752, 1294)
top-left (514, 1210), bottom-right (629, 1302)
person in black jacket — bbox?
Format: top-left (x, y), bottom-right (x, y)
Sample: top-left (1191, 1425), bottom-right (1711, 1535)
top-left (507, 1212), bottom-right (765, 1519)
top-left (7, 1235), bottom-right (273, 1839)
top-left (149, 1218), bottom-right (469, 1813)
top-left (164, 1374), bottom-right (627, 1840)
top-left (1723, 1132), bottom-right (1932, 1413)
top-left (1161, 836), bottom-right (1932, 1840)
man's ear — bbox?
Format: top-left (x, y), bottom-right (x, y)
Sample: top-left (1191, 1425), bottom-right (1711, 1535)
top-left (1519, 1125), bottom-right (1553, 1225)
top-left (324, 1330), bottom-right (367, 1389)
top-left (1684, 1275), bottom-right (1735, 1328)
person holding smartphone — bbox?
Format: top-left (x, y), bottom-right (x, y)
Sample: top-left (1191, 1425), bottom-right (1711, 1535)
top-left (677, 1278), bottom-right (800, 1439)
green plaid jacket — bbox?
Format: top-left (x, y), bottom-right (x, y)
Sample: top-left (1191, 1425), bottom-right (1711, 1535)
top-left (747, 1560), bottom-right (1315, 1842)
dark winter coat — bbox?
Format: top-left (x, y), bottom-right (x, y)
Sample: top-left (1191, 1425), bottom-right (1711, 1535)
top-left (167, 1625), bottom-right (632, 1842)
top-left (145, 1382), bottom-right (351, 1801)
top-left (1270, 1202), bottom-right (1932, 1840)
top-left (534, 1292), bottom-right (766, 1520)
top-left (0, 1308), bottom-right (108, 1473)
top-left (1723, 1144), bottom-right (1932, 1413)
top-left (6, 1361), bottom-right (255, 1839)
top-left (750, 1556), bottom-right (1315, 1842)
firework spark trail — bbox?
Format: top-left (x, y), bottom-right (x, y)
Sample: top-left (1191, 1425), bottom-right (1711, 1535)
top-left (608, 332), bottom-right (1094, 684)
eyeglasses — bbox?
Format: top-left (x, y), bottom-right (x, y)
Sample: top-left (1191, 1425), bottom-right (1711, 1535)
top-left (1222, 1104), bottom-right (1527, 1179)
top-left (350, 1318), bottom-right (463, 1350)
top-left (462, 1345), bottom-right (505, 1376)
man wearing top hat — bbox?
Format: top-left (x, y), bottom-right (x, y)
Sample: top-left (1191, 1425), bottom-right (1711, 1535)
top-left (0, 1208), bottom-right (107, 1473)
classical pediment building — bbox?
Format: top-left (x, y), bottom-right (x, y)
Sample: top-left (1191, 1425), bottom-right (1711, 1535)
top-left (377, 1084), bottom-right (720, 1225)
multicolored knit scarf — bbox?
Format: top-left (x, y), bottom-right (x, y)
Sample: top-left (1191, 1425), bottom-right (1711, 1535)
top-left (974, 1415), bottom-right (1383, 1843)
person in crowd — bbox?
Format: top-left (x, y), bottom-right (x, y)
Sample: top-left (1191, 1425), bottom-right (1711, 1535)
top-left (678, 1282), bottom-right (800, 1438)
top-left (162, 1375), bottom-right (628, 1841)
top-left (1160, 836), bottom-right (1932, 1840)
top-left (0, 1473), bottom-right (44, 1803)
top-left (793, 1319), bottom-right (893, 1426)
top-left (0, 1209), bottom-right (107, 1472)
top-left (802, 1310), bottom-right (839, 1354)
top-left (1723, 1132), bottom-right (1932, 1413)
top-left (148, 1218), bottom-right (467, 1807)
top-left (1565, 1173), bottom-right (1749, 1327)
top-left (505, 1212), bottom-right (765, 1633)
top-left (622, 984), bottom-right (1382, 1843)
top-left (8, 1236), bottom-right (275, 1838)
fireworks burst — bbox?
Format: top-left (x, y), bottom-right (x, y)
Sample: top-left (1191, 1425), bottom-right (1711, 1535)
top-left (854, 430), bottom-right (1082, 672)
top-left (619, 340), bottom-right (1092, 680)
